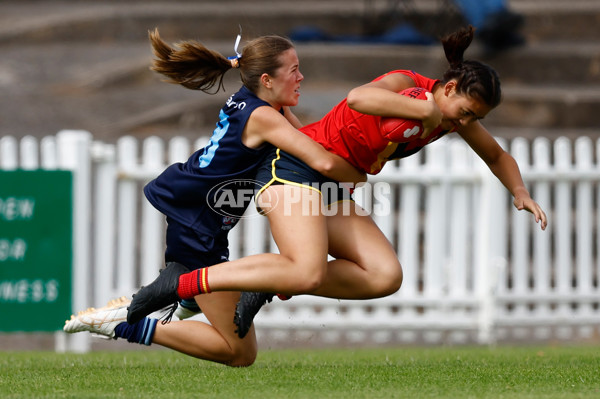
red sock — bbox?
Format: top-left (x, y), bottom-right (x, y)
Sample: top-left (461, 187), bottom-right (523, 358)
top-left (177, 268), bottom-right (211, 299)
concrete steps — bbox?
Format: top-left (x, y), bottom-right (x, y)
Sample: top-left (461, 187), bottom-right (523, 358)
top-left (0, 0), bottom-right (598, 141)
top-left (1, 1), bottom-right (599, 43)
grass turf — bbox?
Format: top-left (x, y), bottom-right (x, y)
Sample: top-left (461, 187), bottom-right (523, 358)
top-left (1, 346), bottom-right (599, 398)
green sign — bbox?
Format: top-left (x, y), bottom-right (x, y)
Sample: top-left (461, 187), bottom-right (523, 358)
top-left (0, 170), bottom-right (72, 332)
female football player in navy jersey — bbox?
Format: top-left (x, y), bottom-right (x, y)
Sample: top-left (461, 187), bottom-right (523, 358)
top-left (64, 28), bottom-right (365, 366)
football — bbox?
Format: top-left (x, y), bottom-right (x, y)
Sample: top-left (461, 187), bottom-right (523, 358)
top-left (379, 87), bottom-right (429, 142)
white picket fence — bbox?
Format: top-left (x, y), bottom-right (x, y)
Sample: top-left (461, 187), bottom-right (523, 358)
top-left (2, 130), bottom-right (600, 351)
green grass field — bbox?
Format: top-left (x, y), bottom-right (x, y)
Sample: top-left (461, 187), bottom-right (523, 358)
top-left (1, 346), bottom-right (599, 398)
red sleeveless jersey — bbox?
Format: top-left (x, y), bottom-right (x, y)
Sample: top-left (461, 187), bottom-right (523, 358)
top-left (300, 70), bottom-right (453, 174)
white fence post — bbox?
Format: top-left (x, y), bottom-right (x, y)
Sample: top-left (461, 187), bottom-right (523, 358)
top-left (487, 134), bottom-right (508, 337)
top-left (510, 138), bottom-right (531, 339)
top-left (20, 136), bottom-right (39, 170)
top-left (473, 138), bottom-right (503, 345)
top-left (56, 129), bottom-right (92, 353)
top-left (553, 137), bottom-right (573, 339)
top-left (395, 152), bottom-right (421, 342)
top-left (422, 142), bottom-right (446, 342)
top-left (597, 138), bottom-right (600, 323)
top-left (91, 141), bottom-right (117, 306)
top-left (531, 137), bottom-right (552, 339)
top-left (40, 136), bottom-right (58, 170)
top-left (574, 136), bottom-right (594, 338)
top-left (168, 136), bottom-right (190, 163)
top-left (116, 136), bottom-right (138, 293)
top-left (447, 140), bottom-right (471, 343)
top-left (140, 137), bottom-right (165, 286)
top-left (0, 136), bottom-right (18, 170)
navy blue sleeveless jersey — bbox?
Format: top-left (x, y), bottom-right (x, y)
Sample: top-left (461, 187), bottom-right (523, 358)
top-left (144, 86), bottom-right (275, 252)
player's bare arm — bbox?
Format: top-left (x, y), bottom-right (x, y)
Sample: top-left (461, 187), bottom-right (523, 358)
top-left (244, 106), bottom-right (366, 184)
top-left (347, 74), bottom-right (442, 136)
top-left (282, 106), bottom-right (303, 129)
top-left (459, 122), bottom-right (548, 230)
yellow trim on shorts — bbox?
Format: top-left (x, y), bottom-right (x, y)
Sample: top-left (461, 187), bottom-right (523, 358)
top-left (255, 148), bottom-right (322, 203)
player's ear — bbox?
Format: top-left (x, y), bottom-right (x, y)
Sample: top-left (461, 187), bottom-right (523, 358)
top-left (260, 73), bottom-right (272, 88)
top-left (444, 80), bottom-right (457, 96)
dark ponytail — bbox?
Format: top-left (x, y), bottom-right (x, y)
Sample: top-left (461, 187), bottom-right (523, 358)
top-left (441, 26), bottom-right (502, 108)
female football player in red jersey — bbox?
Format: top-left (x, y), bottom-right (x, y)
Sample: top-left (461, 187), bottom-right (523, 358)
top-left (229, 25), bottom-right (546, 337)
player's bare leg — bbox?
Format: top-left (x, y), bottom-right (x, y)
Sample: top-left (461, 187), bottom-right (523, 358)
top-left (153, 292), bottom-right (257, 366)
top-left (196, 185), bottom-right (329, 294)
top-left (128, 184), bottom-right (329, 324)
top-left (310, 200), bottom-right (403, 299)
top-left (235, 200), bottom-right (402, 338)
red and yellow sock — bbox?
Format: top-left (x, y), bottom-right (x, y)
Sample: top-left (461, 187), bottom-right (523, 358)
top-left (177, 268), bottom-right (211, 299)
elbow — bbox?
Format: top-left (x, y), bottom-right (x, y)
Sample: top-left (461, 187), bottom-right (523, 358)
top-left (489, 150), bottom-right (511, 169)
top-left (346, 89), bottom-right (362, 110)
top-left (313, 158), bottom-right (336, 176)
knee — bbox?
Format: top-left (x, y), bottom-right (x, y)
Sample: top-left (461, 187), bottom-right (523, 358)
top-left (374, 260), bottom-right (403, 296)
top-left (295, 274), bottom-right (324, 294)
top-left (391, 263), bottom-right (403, 292)
top-left (226, 345), bottom-right (257, 367)
top-left (289, 261), bottom-right (327, 294)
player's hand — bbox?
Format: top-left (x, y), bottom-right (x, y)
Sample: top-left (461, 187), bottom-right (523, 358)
top-left (421, 92), bottom-right (443, 139)
top-left (514, 196), bottom-right (548, 231)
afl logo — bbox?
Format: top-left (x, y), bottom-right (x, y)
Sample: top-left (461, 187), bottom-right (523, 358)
top-left (221, 216), bottom-right (237, 231)
top-left (222, 216), bottom-right (236, 225)
top-left (206, 179), bottom-right (278, 219)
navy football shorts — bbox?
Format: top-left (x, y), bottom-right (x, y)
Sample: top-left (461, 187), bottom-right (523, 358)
top-left (254, 148), bottom-right (354, 207)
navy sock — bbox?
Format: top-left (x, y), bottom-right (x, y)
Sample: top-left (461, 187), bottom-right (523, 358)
top-left (114, 317), bottom-right (158, 346)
